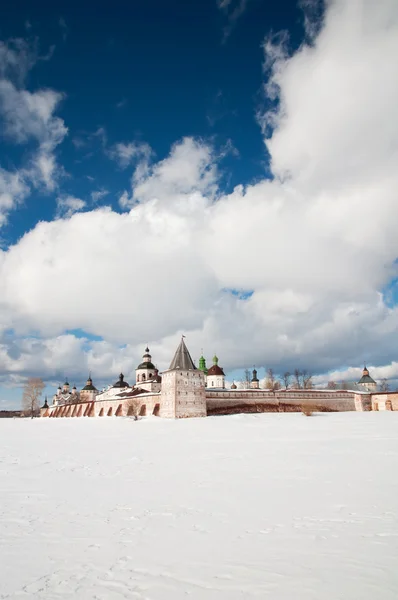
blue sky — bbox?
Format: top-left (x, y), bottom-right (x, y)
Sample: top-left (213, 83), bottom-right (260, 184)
top-left (0, 0), bottom-right (307, 244)
top-left (1, 0), bottom-right (398, 407)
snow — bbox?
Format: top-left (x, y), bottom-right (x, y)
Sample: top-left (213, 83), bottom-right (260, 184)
top-left (1, 413), bottom-right (398, 599)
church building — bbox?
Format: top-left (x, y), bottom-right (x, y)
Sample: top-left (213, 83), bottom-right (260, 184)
top-left (43, 339), bottom-right (389, 419)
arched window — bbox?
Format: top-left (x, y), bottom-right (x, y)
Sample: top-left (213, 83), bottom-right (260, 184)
top-left (137, 374), bottom-right (140, 382)
top-left (142, 373), bottom-right (146, 381)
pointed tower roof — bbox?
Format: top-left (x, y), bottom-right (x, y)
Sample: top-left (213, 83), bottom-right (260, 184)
top-left (169, 337), bottom-right (197, 371)
top-left (358, 365), bottom-right (376, 385)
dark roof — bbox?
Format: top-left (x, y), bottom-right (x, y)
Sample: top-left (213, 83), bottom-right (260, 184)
top-left (207, 364), bottom-right (225, 376)
top-left (358, 367), bottom-right (376, 385)
top-left (113, 373), bottom-right (129, 388)
top-left (117, 387), bottom-right (147, 398)
top-left (169, 338), bottom-right (196, 371)
top-left (82, 384), bottom-right (98, 391)
top-left (251, 369), bottom-right (259, 382)
top-left (358, 374), bottom-right (376, 384)
top-left (137, 361), bottom-right (156, 370)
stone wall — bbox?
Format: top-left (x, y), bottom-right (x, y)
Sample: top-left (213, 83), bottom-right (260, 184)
top-left (46, 393), bottom-right (160, 419)
top-left (370, 392), bottom-right (398, 411)
top-left (206, 389), bottom-right (369, 414)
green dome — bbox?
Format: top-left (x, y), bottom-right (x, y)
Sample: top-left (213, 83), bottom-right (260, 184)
top-left (137, 361), bottom-right (156, 370)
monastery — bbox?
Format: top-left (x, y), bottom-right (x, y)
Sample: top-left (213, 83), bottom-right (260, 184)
top-left (41, 338), bottom-right (397, 419)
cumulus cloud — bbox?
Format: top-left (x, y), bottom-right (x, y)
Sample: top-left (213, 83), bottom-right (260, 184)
top-left (56, 195), bottom-right (86, 218)
top-left (1, 0), bottom-right (398, 395)
top-left (91, 189), bottom-right (109, 203)
top-left (108, 140), bottom-right (152, 169)
top-left (0, 36), bottom-right (67, 200)
top-left (0, 168), bottom-right (30, 227)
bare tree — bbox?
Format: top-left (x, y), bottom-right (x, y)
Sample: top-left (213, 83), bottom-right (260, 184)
top-left (22, 378), bottom-right (45, 418)
top-left (280, 371), bottom-right (291, 390)
top-left (302, 370), bottom-right (313, 389)
top-left (379, 378), bottom-right (390, 392)
top-left (293, 369), bottom-right (302, 389)
top-left (266, 368), bottom-right (275, 388)
top-left (126, 398), bottom-right (141, 420)
top-left (327, 381), bottom-right (337, 389)
top-left (240, 369), bottom-right (251, 389)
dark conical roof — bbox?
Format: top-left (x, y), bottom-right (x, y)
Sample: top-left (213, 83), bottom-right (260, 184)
top-left (358, 366), bottom-right (376, 385)
top-left (169, 338), bottom-right (196, 371)
top-left (113, 373), bottom-right (129, 388)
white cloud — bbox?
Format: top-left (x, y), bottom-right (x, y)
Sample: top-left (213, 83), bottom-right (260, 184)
top-left (1, 0), bottom-right (398, 389)
top-left (108, 140), bottom-right (152, 169)
top-left (91, 189), bottom-right (109, 203)
top-left (56, 195), bottom-right (86, 218)
top-left (0, 168), bottom-right (29, 226)
top-left (0, 37), bottom-right (67, 194)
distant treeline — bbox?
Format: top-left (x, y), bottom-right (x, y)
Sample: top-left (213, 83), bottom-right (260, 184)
top-left (0, 410), bottom-right (23, 418)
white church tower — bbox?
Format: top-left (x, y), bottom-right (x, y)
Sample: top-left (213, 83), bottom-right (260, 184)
top-left (206, 354), bottom-right (225, 389)
top-left (160, 337), bottom-right (206, 418)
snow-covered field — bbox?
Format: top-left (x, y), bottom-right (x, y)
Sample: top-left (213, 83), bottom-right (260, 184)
top-left (1, 414), bottom-right (398, 599)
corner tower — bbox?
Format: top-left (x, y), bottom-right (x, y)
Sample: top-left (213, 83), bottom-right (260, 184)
top-left (358, 365), bottom-right (377, 392)
top-left (160, 337), bottom-right (206, 418)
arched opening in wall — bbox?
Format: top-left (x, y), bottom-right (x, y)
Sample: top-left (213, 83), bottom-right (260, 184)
top-left (107, 407), bottom-right (113, 417)
top-left (77, 405), bottom-right (83, 417)
top-left (137, 374), bottom-right (140, 382)
top-left (115, 404), bottom-right (123, 417)
top-left (374, 402), bottom-right (379, 411)
top-left (142, 374), bottom-right (146, 381)
top-left (153, 403), bottom-right (160, 416)
top-left (99, 407), bottom-right (104, 416)
top-left (139, 404), bottom-right (146, 416)
top-left (386, 400), bottom-right (393, 411)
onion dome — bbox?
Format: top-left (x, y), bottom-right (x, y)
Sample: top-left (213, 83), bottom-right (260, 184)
top-left (58, 385), bottom-right (62, 390)
top-left (64, 381), bottom-right (69, 386)
top-left (42, 397), bottom-right (49, 409)
top-left (199, 354), bottom-right (207, 374)
top-left (251, 369), bottom-right (259, 382)
top-left (212, 354), bottom-right (219, 365)
top-left (137, 346), bottom-right (155, 369)
top-left (113, 373), bottom-right (129, 388)
top-left (231, 381), bottom-right (237, 390)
